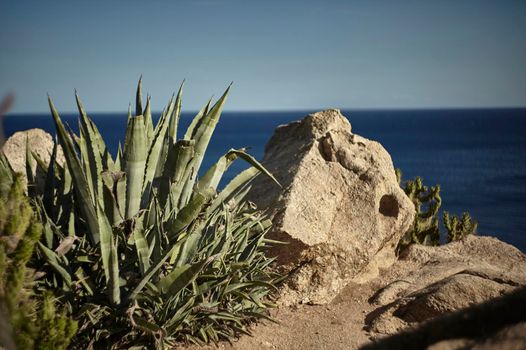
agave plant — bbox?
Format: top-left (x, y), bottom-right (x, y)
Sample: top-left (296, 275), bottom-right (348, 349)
top-left (28, 79), bottom-right (282, 348)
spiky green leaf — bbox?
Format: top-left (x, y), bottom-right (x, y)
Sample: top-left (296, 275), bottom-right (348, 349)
top-left (48, 96), bottom-right (99, 243)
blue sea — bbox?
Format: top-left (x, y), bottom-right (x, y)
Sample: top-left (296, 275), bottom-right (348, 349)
top-left (4, 108), bottom-right (526, 252)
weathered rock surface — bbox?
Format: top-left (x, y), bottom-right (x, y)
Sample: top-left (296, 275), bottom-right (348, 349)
top-left (363, 283), bottom-right (526, 350)
top-left (367, 235), bottom-right (526, 335)
top-left (248, 109), bottom-right (415, 305)
top-left (426, 322), bottom-right (526, 350)
top-left (2, 128), bottom-right (64, 190)
top-left (188, 236), bottom-right (526, 350)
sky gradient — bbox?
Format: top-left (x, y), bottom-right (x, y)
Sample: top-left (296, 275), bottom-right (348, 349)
top-left (1, 0), bottom-right (525, 113)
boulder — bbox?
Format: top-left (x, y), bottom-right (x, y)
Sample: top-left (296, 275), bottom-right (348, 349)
top-left (367, 235), bottom-right (526, 335)
top-left (2, 128), bottom-right (64, 190)
top-left (248, 109), bottom-right (415, 304)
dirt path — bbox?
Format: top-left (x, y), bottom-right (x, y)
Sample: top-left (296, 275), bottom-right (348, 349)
top-left (185, 281), bottom-right (384, 350)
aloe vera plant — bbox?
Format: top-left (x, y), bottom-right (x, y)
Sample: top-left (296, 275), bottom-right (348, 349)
top-left (29, 79), bottom-right (282, 348)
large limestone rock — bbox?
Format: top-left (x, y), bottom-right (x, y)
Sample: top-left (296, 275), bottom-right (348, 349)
top-left (367, 235), bottom-right (526, 336)
top-left (2, 129), bottom-right (64, 190)
top-left (248, 109), bottom-right (415, 304)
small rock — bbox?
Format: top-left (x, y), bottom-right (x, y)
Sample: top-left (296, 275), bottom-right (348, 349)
top-left (3, 128), bottom-right (64, 191)
top-left (261, 340), bottom-right (274, 348)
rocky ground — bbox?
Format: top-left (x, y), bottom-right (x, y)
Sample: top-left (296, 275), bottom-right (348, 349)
top-left (185, 235), bottom-right (526, 350)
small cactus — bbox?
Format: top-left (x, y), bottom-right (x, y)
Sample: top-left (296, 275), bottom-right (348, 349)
top-left (395, 168), bottom-right (402, 185)
top-left (444, 211), bottom-right (477, 243)
top-left (402, 176), bottom-right (442, 246)
top-left (396, 169), bottom-right (477, 251)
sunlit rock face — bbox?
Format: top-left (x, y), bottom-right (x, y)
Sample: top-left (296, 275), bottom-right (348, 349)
top-left (248, 109), bottom-right (415, 305)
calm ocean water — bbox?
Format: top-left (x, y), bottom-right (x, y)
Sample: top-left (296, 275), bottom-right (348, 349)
top-left (4, 108), bottom-right (526, 251)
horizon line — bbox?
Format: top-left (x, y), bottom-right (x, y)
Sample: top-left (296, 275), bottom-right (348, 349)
top-left (5, 105), bottom-right (526, 117)
top-left (4, 105), bottom-right (526, 117)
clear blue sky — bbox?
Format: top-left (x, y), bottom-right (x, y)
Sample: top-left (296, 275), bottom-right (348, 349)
top-left (1, 0), bottom-right (525, 113)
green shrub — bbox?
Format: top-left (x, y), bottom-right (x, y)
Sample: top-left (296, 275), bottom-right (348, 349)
top-left (29, 79), bottom-right (281, 348)
top-left (397, 169), bottom-right (476, 250)
top-left (0, 163), bottom-right (77, 350)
